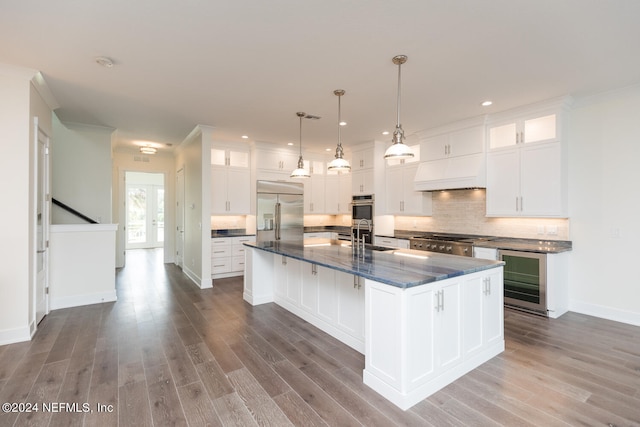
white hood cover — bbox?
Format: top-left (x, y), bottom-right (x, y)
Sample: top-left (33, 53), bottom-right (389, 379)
top-left (413, 153), bottom-right (486, 191)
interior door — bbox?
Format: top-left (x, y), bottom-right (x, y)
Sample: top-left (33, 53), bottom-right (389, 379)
top-left (35, 123), bottom-right (50, 324)
top-left (176, 168), bottom-right (185, 268)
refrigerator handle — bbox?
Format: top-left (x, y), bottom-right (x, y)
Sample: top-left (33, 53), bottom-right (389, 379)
top-left (275, 202), bottom-right (281, 240)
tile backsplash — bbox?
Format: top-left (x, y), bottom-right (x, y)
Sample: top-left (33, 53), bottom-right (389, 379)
top-left (393, 189), bottom-right (570, 240)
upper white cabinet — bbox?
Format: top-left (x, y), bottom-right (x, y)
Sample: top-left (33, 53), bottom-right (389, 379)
top-left (488, 114), bottom-right (557, 149)
top-left (422, 126), bottom-right (483, 162)
top-left (211, 145), bottom-right (250, 214)
top-left (486, 97), bottom-right (571, 217)
top-left (386, 164), bottom-right (433, 215)
top-left (302, 158), bottom-right (325, 214)
top-left (351, 146), bottom-right (375, 170)
top-left (258, 149), bottom-right (300, 172)
top-left (414, 119), bottom-right (487, 191)
top-left (325, 172), bottom-right (352, 214)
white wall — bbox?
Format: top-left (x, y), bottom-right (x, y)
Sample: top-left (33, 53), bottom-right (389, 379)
top-left (113, 150), bottom-right (176, 267)
top-left (51, 116), bottom-right (113, 224)
top-left (0, 64), bottom-right (54, 344)
top-left (174, 125), bottom-right (212, 289)
top-left (568, 84), bottom-right (640, 325)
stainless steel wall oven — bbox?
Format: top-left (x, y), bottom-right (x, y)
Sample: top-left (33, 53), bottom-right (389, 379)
top-left (351, 194), bottom-right (374, 244)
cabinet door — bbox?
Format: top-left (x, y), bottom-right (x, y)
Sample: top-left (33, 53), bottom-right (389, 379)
top-left (352, 148), bottom-right (374, 170)
top-left (520, 143), bottom-right (563, 216)
top-left (339, 174), bottom-right (352, 213)
top-left (324, 175), bottom-right (339, 214)
top-left (317, 266), bottom-right (336, 323)
top-left (437, 281), bottom-right (462, 369)
top-left (352, 169), bottom-right (375, 195)
top-left (523, 114), bottom-right (556, 144)
top-left (401, 165), bottom-right (428, 215)
top-left (421, 134), bottom-right (449, 161)
top-left (227, 168), bottom-right (250, 214)
top-left (336, 272), bottom-right (364, 340)
top-left (483, 271), bottom-right (504, 348)
top-left (211, 167), bottom-right (228, 213)
top-left (385, 168), bottom-right (404, 213)
top-left (300, 263), bottom-right (318, 315)
top-left (228, 149), bottom-right (250, 168)
top-left (449, 126), bottom-right (484, 157)
top-left (274, 255), bottom-right (288, 298)
top-left (310, 175), bottom-right (325, 213)
top-left (211, 148), bottom-right (227, 166)
top-left (486, 149), bottom-right (520, 216)
top-left (462, 276), bottom-right (484, 358)
top-left (285, 258), bottom-right (302, 306)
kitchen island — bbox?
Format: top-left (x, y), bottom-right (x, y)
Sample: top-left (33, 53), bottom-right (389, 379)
top-left (243, 239), bottom-right (504, 410)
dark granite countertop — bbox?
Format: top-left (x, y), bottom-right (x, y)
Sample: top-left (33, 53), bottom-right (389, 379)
top-left (375, 230), bottom-right (572, 254)
top-left (211, 229), bottom-right (255, 238)
top-left (245, 238), bottom-right (503, 289)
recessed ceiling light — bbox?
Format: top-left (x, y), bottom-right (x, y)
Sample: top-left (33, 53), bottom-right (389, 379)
top-left (95, 56), bottom-right (115, 68)
top-left (241, 135), bottom-right (249, 139)
top-left (339, 121), bottom-right (347, 126)
top-left (325, 148), bottom-right (332, 152)
top-left (481, 100), bottom-right (493, 107)
top-left (382, 131), bottom-right (390, 135)
top-left (287, 142), bottom-right (294, 146)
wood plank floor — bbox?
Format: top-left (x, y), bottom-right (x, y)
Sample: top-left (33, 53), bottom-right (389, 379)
top-left (1, 248), bottom-right (639, 426)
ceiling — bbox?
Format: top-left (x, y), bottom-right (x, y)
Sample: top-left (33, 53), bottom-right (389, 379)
top-left (2, 0), bottom-right (640, 154)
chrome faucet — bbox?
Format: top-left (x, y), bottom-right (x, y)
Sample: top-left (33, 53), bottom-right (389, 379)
top-left (356, 219), bottom-right (372, 254)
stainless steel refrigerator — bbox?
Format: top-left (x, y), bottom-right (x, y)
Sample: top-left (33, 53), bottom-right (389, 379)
top-left (256, 180), bottom-right (304, 243)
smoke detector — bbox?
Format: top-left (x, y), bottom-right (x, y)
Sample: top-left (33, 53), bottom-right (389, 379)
top-left (95, 56), bottom-right (115, 68)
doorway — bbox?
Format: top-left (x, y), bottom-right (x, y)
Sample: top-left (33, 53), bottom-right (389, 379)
top-left (35, 120), bottom-right (50, 325)
top-left (125, 172), bottom-right (165, 250)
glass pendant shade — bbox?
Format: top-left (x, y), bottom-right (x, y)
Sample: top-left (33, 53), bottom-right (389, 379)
top-left (328, 89), bottom-right (351, 173)
top-left (384, 55), bottom-right (414, 160)
top-left (291, 112), bottom-right (310, 178)
top-left (290, 156), bottom-right (310, 178)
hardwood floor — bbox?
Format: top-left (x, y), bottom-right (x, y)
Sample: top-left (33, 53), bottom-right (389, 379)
top-left (1, 248), bottom-right (639, 426)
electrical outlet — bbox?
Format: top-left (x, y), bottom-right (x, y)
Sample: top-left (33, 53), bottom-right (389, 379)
top-left (413, 220), bottom-right (417, 229)
top-left (537, 225), bottom-right (545, 235)
top-left (547, 225), bottom-right (558, 236)
top-left (610, 228), bottom-right (620, 238)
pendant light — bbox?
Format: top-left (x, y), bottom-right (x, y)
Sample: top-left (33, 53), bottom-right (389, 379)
top-left (290, 112), bottom-right (311, 178)
top-left (327, 89), bottom-right (351, 173)
top-left (384, 55), bottom-right (414, 160)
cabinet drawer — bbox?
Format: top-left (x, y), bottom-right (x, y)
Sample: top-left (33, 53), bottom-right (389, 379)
top-left (233, 236), bottom-right (255, 245)
top-left (232, 245), bottom-right (247, 257)
top-left (232, 256), bottom-right (246, 272)
top-left (211, 238), bottom-right (231, 246)
top-left (211, 258), bottom-right (231, 274)
top-left (211, 246), bottom-right (232, 258)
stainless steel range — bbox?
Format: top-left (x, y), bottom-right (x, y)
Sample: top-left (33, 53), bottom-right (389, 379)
top-left (409, 235), bottom-right (474, 257)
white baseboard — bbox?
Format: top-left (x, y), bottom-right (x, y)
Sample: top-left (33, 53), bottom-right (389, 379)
top-left (183, 266), bottom-right (211, 289)
top-left (0, 325), bottom-right (33, 346)
top-left (569, 300), bottom-right (640, 327)
top-left (50, 290), bottom-right (118, 311)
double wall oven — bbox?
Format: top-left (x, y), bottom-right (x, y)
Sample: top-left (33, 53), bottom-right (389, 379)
top-left (351, 194), bottom-right (374, 244)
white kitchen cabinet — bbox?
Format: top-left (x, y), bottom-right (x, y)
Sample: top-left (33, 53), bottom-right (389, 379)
top-left (488, 113), bottom-right (557, 150)
top-left (462, 269), bottom-right (503, 360)
top-left (257, 148), bottom-right (300, 172)
top-left (473, 246), bottom-right (498, 260)
top-left (386, 164), bottom-right (432, 215)
top-left (435, 280), bottom-right (463, 370)
top-left (325, 172), bottom-right (352, 214)
top-left (486, 97), bottom-right (570, 217)
top-left (336, 271), bottom-right (364, 341)
top-left (211, 166), bottom-right (250, 214)
top-left (302, 164), bottom-right (325, 213)
top-left (374, 236), bottom-right (410, 249)
top-left (421, 126), bottom-right (484, 162)
top-left (300, 262), bottom-right (319, 315)
top-left (211, 147), bottom-right (250, 168)
top-left (212, 235), bottom-right (255, 278)
top-left (351, 146), bottom-right (374, 170)
top-left (487, 141), bottom-right (565, 217)
top-left (352, 169), bottom-right (375, 195)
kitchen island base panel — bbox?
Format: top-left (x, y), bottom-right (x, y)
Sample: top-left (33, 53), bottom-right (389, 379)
top-left (243, 244), bottom-right (504, 410)
top-left (362, 341), bottom-right (504, 411)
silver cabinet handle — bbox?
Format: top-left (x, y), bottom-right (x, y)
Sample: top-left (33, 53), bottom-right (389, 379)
top-left (311, 264), bottom-right (317, 276)
top-left (520, 196), bottom-right (523, 212)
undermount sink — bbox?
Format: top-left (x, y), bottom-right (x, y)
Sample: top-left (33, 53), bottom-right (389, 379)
top-left (366, 244), bottom-right (395, 252)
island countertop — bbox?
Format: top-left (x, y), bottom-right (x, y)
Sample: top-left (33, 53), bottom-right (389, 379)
top-left (245, 238), bottom-right (503, 289)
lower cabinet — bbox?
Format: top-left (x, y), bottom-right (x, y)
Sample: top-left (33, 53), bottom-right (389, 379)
top-left (335, 272), bottom-right (364, 341)
top-left (212, 235), bottom-right (254, 279)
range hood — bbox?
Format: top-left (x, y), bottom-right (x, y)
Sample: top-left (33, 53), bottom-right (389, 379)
top-left (413, 153), bottom-right (486, 191)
